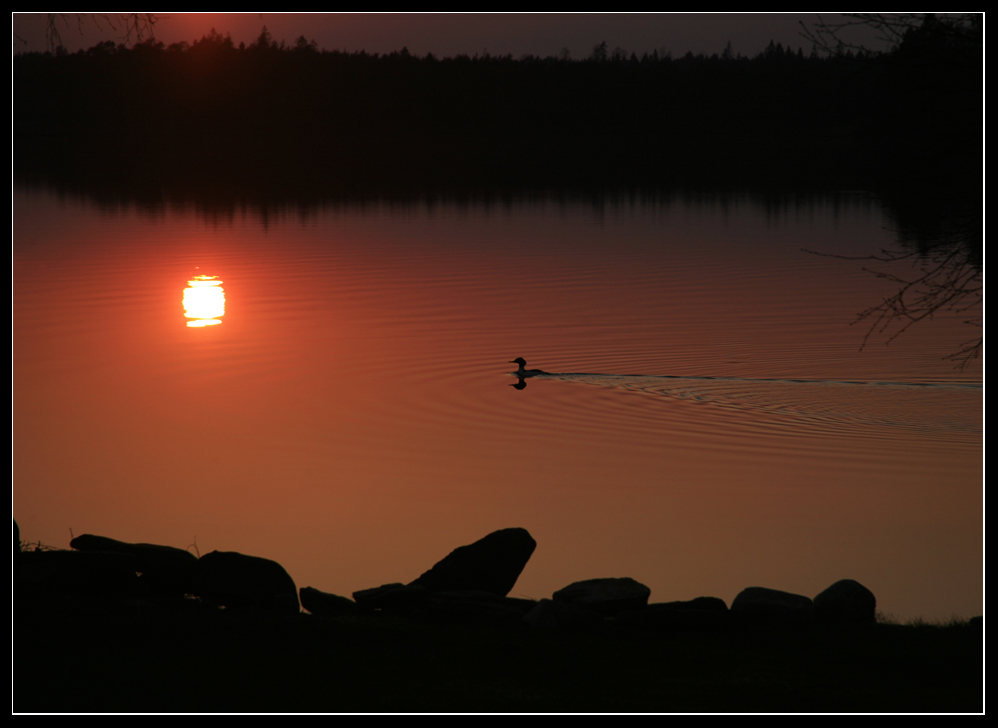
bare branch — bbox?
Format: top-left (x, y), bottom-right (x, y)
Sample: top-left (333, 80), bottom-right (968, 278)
top-left (804, 222), bottom-right (982, 370)
top-left (801, 13), bottom-right (981, 61)
top-left (42, 13), bottom-right (159, 52)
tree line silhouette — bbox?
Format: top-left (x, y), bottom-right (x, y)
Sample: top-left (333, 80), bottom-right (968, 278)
top-left (13, 20), bottom-right (980, 202)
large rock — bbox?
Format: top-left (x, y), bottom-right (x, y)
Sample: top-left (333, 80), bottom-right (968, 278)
top-left (192, 550), bottom-right (299, 615)
top-left (552, 577), bottom-right (651, 616)
top-left (617, 596), bottom-right (729, 630)
top-left (300, 586), bottom-right (358, 616)
top-left (70, 533), bottom-right (197, 597)
top-left (14, 549), bottom-right (140, 604)
top-left (424, 590), bottom-right (536, 626)
top-left (408, 527), bottom-right (536, 597)
top-left (813, 579), bottom-right (877, 625)
top-left (731, 586), bottom-right (814, 623)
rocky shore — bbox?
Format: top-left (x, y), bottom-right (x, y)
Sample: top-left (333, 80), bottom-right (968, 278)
top-left (13, 522), bottom-right (982, 713)
top-left (15, 524), bottom-right (884, 626)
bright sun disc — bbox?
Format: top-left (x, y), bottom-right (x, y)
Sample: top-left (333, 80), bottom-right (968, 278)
top-left (183, 275), bottom-right (225, 326)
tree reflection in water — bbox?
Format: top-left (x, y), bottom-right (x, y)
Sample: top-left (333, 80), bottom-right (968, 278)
top-left (807, 195), bottom-right (982, 371)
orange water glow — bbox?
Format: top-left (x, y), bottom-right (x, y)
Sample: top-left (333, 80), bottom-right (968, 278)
top-left (183, 275), bottom-right (224, 327)
top-left (11, 190), bottom-right (982, 623)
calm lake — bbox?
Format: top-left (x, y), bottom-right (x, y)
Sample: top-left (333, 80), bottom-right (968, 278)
top-left (12, 186), bottom-right (982, 622)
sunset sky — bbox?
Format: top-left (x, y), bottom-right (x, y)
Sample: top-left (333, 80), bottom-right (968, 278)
top-left (12, 12), bottom-right (888, 59)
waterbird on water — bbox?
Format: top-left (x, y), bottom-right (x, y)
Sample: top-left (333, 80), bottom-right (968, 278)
top-left (509, 358), bottom-right (549, 377)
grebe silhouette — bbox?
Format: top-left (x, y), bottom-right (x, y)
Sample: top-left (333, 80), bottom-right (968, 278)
top-left (509, 358), bottom-right (549, 377)
top-left (503, 358), bottom-right (981, 435)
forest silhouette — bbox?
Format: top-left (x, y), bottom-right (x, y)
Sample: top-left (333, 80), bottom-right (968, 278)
top-left (13, 19), bottom-right (980, 204)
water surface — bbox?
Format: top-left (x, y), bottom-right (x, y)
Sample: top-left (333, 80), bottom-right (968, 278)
top-left (12, 188), bottom-right (982, 621)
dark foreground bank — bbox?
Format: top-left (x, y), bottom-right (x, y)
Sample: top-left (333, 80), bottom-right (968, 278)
top-left (13, 596), bottom-right (983, 712)
top-left (13, 601), bottom-right (983, 713)
top-left (12, 524), bottom-right (983, 713)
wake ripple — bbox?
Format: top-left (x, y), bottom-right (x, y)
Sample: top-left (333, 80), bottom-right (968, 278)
top-left (533, 372), bottom-right (981, 391)
top-left (510, 371), bottom-right (982, 439)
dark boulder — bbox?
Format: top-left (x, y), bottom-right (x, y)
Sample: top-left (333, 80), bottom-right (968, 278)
top-left (192, 550), bottom-right (299, 615)
top-left (14, 549), bottom-right (140, 605)
top-left (408, 527), bottom-right (536, 597)
top-left (552, 577), bottom-right (651, 616)
top-left (731, 586), bottom-right (814, 624)
top-left (654, 595), bottom-right (729, 613)
top-left (814, 579), bottom-right (877, 625)
top-left (617, 596), bottom-right (730, 630)
top-left (300, 586), bottom-right (358, 616)
top-left (70, 533), bottom-right (196, 597)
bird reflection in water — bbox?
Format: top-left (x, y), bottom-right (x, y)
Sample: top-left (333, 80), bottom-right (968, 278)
top-left (509, 357), bottom-right (549, 389)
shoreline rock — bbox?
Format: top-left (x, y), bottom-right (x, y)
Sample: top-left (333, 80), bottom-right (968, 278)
top-left (17, 521), bottom-right (939, 634)
top-left (408, 527), bottom-right (537, 597)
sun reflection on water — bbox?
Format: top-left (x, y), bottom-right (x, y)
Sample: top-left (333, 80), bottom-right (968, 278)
top-left (183, 275), bottom-right (224, 327)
